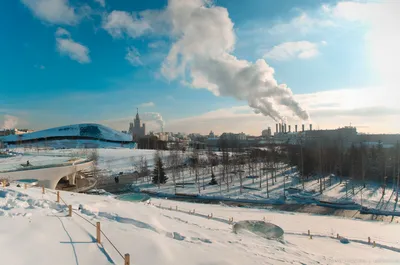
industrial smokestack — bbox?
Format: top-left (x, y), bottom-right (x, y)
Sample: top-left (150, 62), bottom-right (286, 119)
top-left (310, 124), bottom-right (312, 131)
top-left (295, 125), bottom-right (298, 132)
top-left (279, 123), bottom-right (282, 133)
top-left (284, 124), bottom-right (287, 133)
top-left (288, 125), bottom-right (291, 133)
top-left (302, 124), bottom-right (305, 132)
top-left (276, 124), bottom-right (278, 134)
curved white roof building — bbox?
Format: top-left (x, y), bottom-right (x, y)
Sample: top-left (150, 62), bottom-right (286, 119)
top-left (1, 124), bottom-right (133, 148)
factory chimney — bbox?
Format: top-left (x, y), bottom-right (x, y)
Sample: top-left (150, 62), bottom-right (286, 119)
top-left (302, 124), bottom-right (305, 132)
top-left (279, 123), bottom-right (282, 133)
top-left (276, 124), bottom-right (279, 134)
top-left (295, 125), bottom-right (298, 132)
top-left (288, 125), bottom-right (291, 133)
top-left (310, 124), bottom-right (312, 131)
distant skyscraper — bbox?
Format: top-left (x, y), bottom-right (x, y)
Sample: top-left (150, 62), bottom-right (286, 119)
top-left (128, 108), bottom-right (146, 141)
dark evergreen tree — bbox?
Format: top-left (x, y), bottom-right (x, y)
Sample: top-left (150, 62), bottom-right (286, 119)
top-left (152, 157), bottom-right (168, 184)
top-left (209, 170), bottom-right (218, 185)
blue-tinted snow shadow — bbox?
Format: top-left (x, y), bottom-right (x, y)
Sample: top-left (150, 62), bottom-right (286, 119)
top-left (73, 220), bottom-right (116, 264)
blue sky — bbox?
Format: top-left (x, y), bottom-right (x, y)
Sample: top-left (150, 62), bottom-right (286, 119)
top-left (1, 0), bottom-right (398, 134)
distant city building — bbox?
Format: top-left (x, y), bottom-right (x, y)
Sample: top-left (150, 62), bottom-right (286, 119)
top-left (128, 109), bottom-right (146, 141)
top-left (220, 132), bottom-right (247, 141)
top-left (262, 127), bottom-right (272, 137)
top-left (208, 130), bottom-right (215, 138)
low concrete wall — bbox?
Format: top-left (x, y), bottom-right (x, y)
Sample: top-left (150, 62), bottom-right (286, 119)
top-left (0, 161), bottom-right (93, 189)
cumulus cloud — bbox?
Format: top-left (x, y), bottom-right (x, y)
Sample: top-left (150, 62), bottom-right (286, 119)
top-left (55, 28), bottom-right (90, 63)
top-left (264, 41), bottom-right (324, 61)
top-left (102, 10), bottom-right (152, 38)
top-left (139, 102), bottom-right (155, 107)
top-left (125, 46), bottom-right (142, 66)
top-left (21, 0), bottom-right (80, 25)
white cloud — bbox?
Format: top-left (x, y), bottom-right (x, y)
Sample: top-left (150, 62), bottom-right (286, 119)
top-left (268, 12), bottom-right (335, 35)
top-left (148, 40), bottom-right (167, 49)
top-left (264, 41), bottom-right (323, 61)
top-left (55, 28), bottom-right (90, 64)
top-left (102, 11), bottom-right (151, 38)
top-left (21, 0), bottom-right (80, 25)
top-left (55, 27), bottom-right (71, 37)
top-left (34, 64), bottom-right (45, 70)
top-left (139, 102), bottom-right (155, 108)
top-left (93, 0), bottom-right (105, 7)
top-left (166, 95), bottom-right (175, 101)
top-left (125, 46), bottom-right (142, 66)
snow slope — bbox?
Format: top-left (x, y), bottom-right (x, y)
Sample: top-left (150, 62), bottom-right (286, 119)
top-left (1, 184), bottom-right (400, 265)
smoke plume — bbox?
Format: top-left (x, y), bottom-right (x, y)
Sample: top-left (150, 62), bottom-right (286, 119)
top-left (2, 115), bottom-right (18, 129)
top-left (103, 0), bottom-right (310, 121)
top-left (160, 0), bottom-right (309, 121)
top-left (141, 112), bottom-right (165, 131)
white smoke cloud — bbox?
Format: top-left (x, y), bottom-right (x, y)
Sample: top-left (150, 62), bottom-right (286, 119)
top-left (141, 112), bottom-right (165, 131)
top-left (103, 0), bottom-right (309, 122)
top-left (2, 115), bottom-right (18, 129)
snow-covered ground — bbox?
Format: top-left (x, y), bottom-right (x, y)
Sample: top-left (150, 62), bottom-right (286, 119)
top-left (2, 148), bottom-right (400, 213)
top-left (1, 184), bottom-right (400, 265)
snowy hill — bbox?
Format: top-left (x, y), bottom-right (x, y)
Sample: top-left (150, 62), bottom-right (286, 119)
top-left (1, 184), bottom-right (400, 265)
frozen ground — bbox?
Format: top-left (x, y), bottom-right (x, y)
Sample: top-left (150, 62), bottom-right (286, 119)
top-left (1, 184), bottom-right (400, 265)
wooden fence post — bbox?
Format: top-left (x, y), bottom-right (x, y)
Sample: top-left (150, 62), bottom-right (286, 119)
top-left (373, 241), bottom-right (376, 248)
top-left (68, 205), bottom-right (72, 217)
top-left (96, 222), bottom-right (101, 243)
top-left (42, 186), bottom-right (45, 194)
top-left (368, 237), bottom-right (371, 244)
top-left (124, 253), bottom-right (130, 265)
top-left (176, 206), bottom-right (178, 211)
top-left (308, 230), bottom-right (310, 236)
top-left (24, 184), bottom-right (27, 189)
top-left (337, 233), bottom-right (339, 239)
top-left (57, 191), bottom-right (60, 203)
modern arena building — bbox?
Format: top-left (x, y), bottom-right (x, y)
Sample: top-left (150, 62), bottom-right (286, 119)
top-left (0, 123), bottom-right (134, 149)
